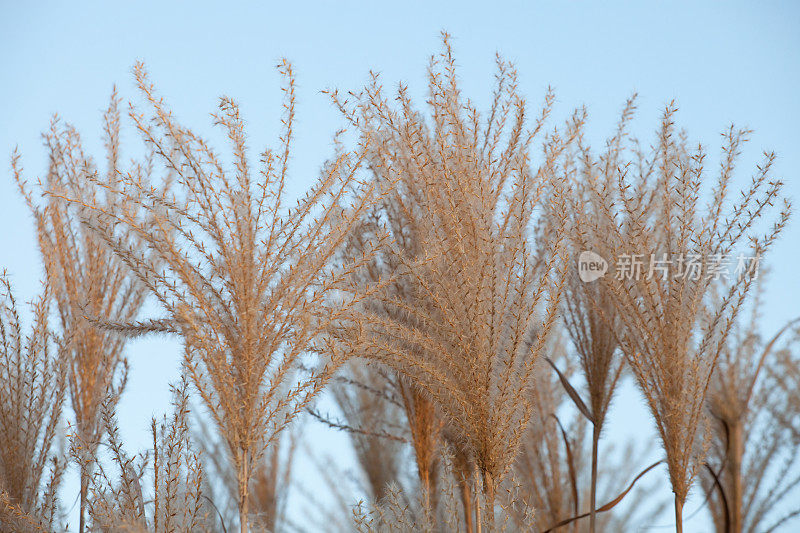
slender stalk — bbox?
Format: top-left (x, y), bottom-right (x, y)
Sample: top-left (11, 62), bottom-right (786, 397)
top-left (674, 496), bottom-right (684, 533)
top-left (590, 423), bottom-right (600, 533)
top-left (483, 469), bottom-right (496, 527)
top-left (475, 489), bottom-right (482, 533)
top-left (79, 470), bottom-right (87, 533)
top-left (474, 466), bottom-right (483, 533)
top-left (239, 452), bottom-right (249, 533)
top-left (461, 477), bottom-right (474, 533)
top-left (419, 463), bottom-right (431, 512)
top-left (728, 421), bottom-right (744, 533)
top-left (153, 423), bottom-right (159, 533)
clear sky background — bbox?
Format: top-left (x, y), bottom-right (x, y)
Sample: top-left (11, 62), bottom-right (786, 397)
top-left (1, 1), bottom-right (799, 531)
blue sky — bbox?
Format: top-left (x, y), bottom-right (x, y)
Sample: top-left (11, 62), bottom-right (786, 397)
top-left (2, 1), bottom-right (799, 530)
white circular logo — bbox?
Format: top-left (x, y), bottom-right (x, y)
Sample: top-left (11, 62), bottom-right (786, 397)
top-left (578, 251), bottom-right (608, 282)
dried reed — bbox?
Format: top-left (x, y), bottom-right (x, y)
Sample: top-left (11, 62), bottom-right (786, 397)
top-left (14, 90), bottom-right (151, 532)
top-left (0, 273), bottom-right (65, 531)
top-left (331, 33), bottom-right (575, 526)
top-left (588, 105), bottom-right (790, 532)
top-left (64, 60), bottom-right (386, 532)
